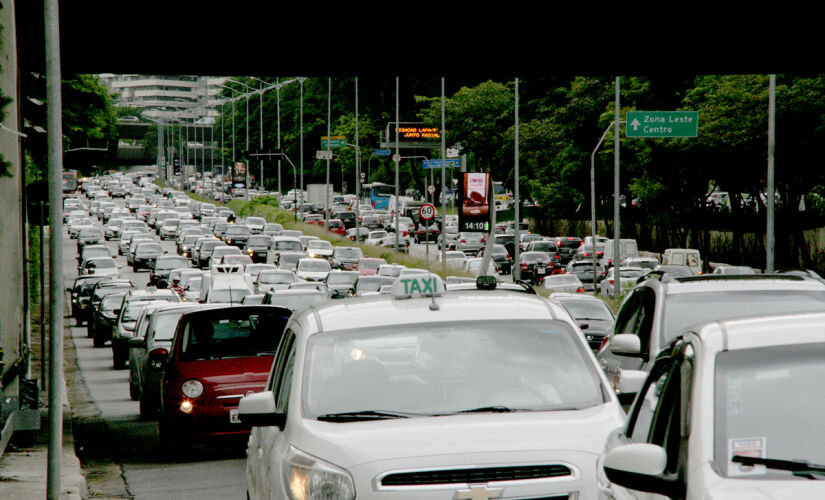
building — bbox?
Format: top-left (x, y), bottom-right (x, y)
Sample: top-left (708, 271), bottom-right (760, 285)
top-left (97, 74), bottom-right (226, 121)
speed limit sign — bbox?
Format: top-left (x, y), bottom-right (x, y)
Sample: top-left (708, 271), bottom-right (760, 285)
top-left (427, 184), bottom-right (435, 194)
top-left (419, 203), bottom-right (436, 221)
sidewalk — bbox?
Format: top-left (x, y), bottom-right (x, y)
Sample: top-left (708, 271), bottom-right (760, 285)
top-left (0, 301), bottom-right (87, 499)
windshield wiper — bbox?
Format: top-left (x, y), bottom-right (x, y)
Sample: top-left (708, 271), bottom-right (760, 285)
top-left (316, 410), bottom-right (420, 422)
top-left (732, 455), bottom-right (825, 479)
top-left (455, 406), bottom-right (519, 414)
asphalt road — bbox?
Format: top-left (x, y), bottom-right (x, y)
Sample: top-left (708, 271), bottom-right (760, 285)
top-left (64, 196), bottom-right (247, 500)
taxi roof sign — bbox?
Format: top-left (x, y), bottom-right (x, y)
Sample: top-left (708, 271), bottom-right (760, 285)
top-left (476, 275), bottom-right (497, 290)
top-left (392, 274), bottom-right (445, 299)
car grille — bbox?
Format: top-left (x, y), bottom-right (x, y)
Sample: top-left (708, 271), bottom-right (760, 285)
top-left (380, 465), bottom-right (573, 486)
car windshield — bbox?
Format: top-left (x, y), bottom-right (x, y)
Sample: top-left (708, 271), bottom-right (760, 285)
top-left (275, 241), bottom-right (303, 252)
top-left (546, 275), bottom-right (580, 285)
top-left (328, 273), bottom-right (359, 285)
top-left (122, 304), bottom-right (148, 323)
top-left (209, 289), bottom-right (252, 303)
top-left (356, 277), bottom-right (395, 292)
top-left (226, 226), bottom-right (249, 236)
top-left (101, 294), bottom-right (125, 311)
top-left (561, 300), bottom-right (613, 321)
top-left (370, 231), bottom-right (388, 239)
top-left (334, 247), bottom-right (363, 259)
top-left (152, 311), bottom-right (191, 341)
top-left (137, 243), bottom-right (162, 253)
top-left (715, 343), bottom-right (825, 478)
top-left (266, 292), bottom-right (328, 310)
top-left (179, 310), bottom-right (291, 360)
top-left (379, 266), bottom-right (403, 277)
top-left (662, 290), bottom-right (825, 345)
top-left (155, 257), bottom-right (189, 270)
top-left (258, 271), bottom-right (295, 284)
top-left (299, 260), bottom-right (330, 273)
top-left (303, 320), bottom-right (605, 418)
top-left (247, 236), bottom-right (270, 246)
top-left (521, 252), bottom-right (550, 263)
top-left (308, 241), bottom-right (333, 250)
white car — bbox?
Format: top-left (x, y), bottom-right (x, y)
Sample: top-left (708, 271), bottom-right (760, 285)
top-left (255, 270), bottom-right (298, 294)
top-left (366, 230), bottom-right (389, 246)
top-left (601, 311), bottom-right (825, 499)
top-left (239, 274), bottom-right (626, 500)
top-left (81, 256), bottom-right (120, 278)
top-left (540, 273), bottom-right (585, 293)
top-left (306, 239), bottom-right (334, 259)
top-left (295, 257), bottom-right (331, 282)
top-left (245, 216), bottom-right (267, 234)
top-left (437, 250), bottom-right (468, 269)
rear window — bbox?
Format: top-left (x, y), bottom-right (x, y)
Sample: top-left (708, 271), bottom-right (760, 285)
top-left (180, 310), bottom-right (291, 360)
top-left (556, 239), bottom-right (582, 249)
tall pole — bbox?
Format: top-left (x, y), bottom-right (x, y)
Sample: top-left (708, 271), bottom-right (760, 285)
top-left (259, 80), bottom-right (264, 191)
top-left (45, 0), bottom-right (64, 495)
top-left (325, 78), bottom-right (331, 230)
top-left (355, 77), bottom-right (361, 242)
top-left (394, 77), bottom-right (400, 252)
top-left (591, 121), bottom-right (614, 296)
top-left (513, 78), bottom-right (521, 281)
top-left (210, 114), bottom-right (214, 189)
top-left (613, 77), bottom-right (621, 297)
top-left (39, 202), bottom-right (46, 391)
top-left (440, 77), bottom-right (447, 270)
top-left (277, 77), bottom-right (282, 196)
top-left (766, 74), bottom-right (776, 273)
top-left (221, 101), bottom-right (225, 183)
top-left (245, 92), bottom-right (250, 199)
top-left (299, 78), bottom-right (305, 222)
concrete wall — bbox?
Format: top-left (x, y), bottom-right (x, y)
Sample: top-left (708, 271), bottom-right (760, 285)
top-left (0, 0), bottom-right (24, 396)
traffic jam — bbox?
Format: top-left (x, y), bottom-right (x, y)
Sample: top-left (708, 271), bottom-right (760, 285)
top-left (64, 170), bottom-right (825, 499)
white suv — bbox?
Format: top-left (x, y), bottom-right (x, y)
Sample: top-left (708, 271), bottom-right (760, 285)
top-left (602, 311), bottom-right (825, 498)
top-left (596, 274), bottom-right (825, 404)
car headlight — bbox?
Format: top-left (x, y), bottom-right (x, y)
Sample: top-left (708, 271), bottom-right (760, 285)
top-left (181, 379), bottom-right (204, 399)
top-left (282, 446), bottom-right (355, 500)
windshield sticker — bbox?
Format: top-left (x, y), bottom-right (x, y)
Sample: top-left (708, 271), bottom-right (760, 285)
top-left (728, 437), bottom-right (766, 476)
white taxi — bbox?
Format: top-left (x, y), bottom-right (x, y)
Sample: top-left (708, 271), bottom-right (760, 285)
top-left (600, 311), bottom-right (825, 499)
top-left (239, 274), bottom-right (626, 499)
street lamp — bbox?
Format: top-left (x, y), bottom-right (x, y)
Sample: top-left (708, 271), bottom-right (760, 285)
top-left (225, 79), bottom-right (254, 199)
top-left (247, 76), bottom-right (299, 196)
top-left (215, 83), bottom-right (247, 191)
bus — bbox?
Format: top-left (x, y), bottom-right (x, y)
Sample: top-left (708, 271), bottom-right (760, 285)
top-left (493, 181), bottom-right (510, 207)
top-left (62, 170), bottom-right (78, 193)
top-left (366, 182), bottom-right (393, 210)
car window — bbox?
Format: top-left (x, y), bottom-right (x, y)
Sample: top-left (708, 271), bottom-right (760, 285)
top-left (180, 311), bottom-right (290, 361)
top-left (613, 288), bottom-right (656, 354)
top-left (274, 333), bottom-right (297, 411)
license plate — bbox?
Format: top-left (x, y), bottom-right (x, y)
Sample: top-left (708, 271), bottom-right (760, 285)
top-left (229, 409), bottom-right (241, 423)
top-left (537, 267), bottom-right (545, 274)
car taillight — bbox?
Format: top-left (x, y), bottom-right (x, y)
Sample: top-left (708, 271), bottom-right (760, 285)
top-left (460, 239), bottom-right (466, 243)
top-left (576, 286), bottom-right (585, 293)
top-left (506, 255), bottom-right (511, 260)
top-left (608, 279), bottom-right (614, 284)
top-left (521, 263), bottom-right (527, 270)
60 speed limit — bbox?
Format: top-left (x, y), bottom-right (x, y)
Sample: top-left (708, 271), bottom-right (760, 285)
top-left (419, 203), bottom-right (436, 221)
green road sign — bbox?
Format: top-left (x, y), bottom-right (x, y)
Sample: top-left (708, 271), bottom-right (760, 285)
top-left (626, 111), bottom-right (698, 138)
top-left (321, 136), bottom-right (346, 148)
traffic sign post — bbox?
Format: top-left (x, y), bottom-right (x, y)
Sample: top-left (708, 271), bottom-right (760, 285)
top-left (316, 150), bottom-right (333, 160)
top-left (423, 158), bottom-right (461, 169)
top-left (626, 111), bottom-right (698, 138)
top-left (420, 203), bottom-right (436, 262)
top-left (419, 203), bottom-right (436, 221)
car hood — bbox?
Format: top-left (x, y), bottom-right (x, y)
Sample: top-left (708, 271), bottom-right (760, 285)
top-left (173, 357), bottom-right (275, 398)
top-left (294, 403), bottom-right (625, 470)
top-left (296, 271), bottom-right (329, 281)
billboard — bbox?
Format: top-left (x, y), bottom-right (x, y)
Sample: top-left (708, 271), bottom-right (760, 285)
top-left (458, 172), bottom-right (491, 232)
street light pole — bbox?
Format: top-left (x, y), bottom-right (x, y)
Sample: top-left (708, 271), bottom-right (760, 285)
top-left (394, 77), bottom-right (400, 253)
top-left (613, 77), bottom-right (621, 298)
top-left (355, 77), bottom-right (361, 243)
top-left (299, 77), bottom-right (306, 223)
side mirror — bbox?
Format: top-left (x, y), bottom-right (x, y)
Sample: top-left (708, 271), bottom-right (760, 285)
top-left (238, 391), bottom-right (285, 429)
top-left (609, 334), bottom-right (642, 357)
top-left (617, 369), bottom-right (648, 404)
top-left (128, 337), bottom-right (146, 348)
top-left (603, 443), bottom-right (683, 498)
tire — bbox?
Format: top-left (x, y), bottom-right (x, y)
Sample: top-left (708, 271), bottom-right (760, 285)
top-left (158, 412), bottom-right (188, 456)
top-left (139, 395), bottom-right (157, 419)
top-left (113, 346), bottom-right (126, 369)
top-left (93, 329), bottom-right (106, 348)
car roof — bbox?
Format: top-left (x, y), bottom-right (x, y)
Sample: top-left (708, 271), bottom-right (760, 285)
top-left (299, 291), bottom-right (568, 334)
top-left (687, 311), bottom-right (825, 353)
top-left (651, 274), bottom-right (825, 295)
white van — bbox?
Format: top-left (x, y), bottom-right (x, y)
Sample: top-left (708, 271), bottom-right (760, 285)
top-left (199, 264), bottom-right (254, 303)
top-left (662, 248), bottom-right (703, 275)
top-left (603, 238), bottom-right (638, 267)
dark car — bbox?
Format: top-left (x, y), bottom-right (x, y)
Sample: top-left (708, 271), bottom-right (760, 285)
top-left (223, 224), bottom-right (250, 248)
top-left (495, 234), bottom-right (516, 259)
top-left (361, 215), bottom-right (383, 230)
top-left (325, 270), bottom-right (360, 299)
top-left (90, 292), bottom-right (127, 347)
top-left (566, 261), bottom-right (606, 291)
top-left (132, 242), bottom-right (164, 271)
top-left (243, 235), bottom-right (272, 264)
top-left (69, 275), bottom-right (109, 321)
top-left (553, 236), bottom-right (583, 265)
top-left (516, 251), bottom-right (554, 284)
top-left (552, 293), bottom-right (615, 352)
top-left (332, 210), bottom-right (356, 229)
top-left (157, 305), bottom-right (292, 452)
top-left (150, 255), bottom-right (192, 288)
top-left (330, 246), bottom-right (364, 271)
top-left (526, 240), bottom-right (560, 268)
top-left (490, 244), bottom-right (513, 275)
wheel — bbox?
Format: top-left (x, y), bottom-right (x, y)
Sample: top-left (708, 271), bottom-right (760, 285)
top-left (93, 329), bottom-right (106, 348)
top-left (139, 395), bottom-right (158, 419)
top-left (113, 346), bottom-right (126, 369)
top-left (158, 412), bottom-right (188, 456)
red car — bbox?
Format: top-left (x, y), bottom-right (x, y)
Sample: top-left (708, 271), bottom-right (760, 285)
top-left (327, 218), bottom-right (346, 236)
top-left (356, 257), bottom-right (387, 276)
top-left (157, 305), bottom-right (292, 452)
top-left (303, 214), bottom-right (324, 226)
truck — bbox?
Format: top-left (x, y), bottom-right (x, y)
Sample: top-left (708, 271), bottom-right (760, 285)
top-left (306, 184), bottom-right (334, 208)
top-left (603, 238), bottom-right (639, 268)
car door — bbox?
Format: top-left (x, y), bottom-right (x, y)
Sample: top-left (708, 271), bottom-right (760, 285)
top-left (249, 329), bottom-right (296, 500)
top-left (598, 287), bottom-right (657, 384)
top-left (604, 343), bottom-right (693, 500)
